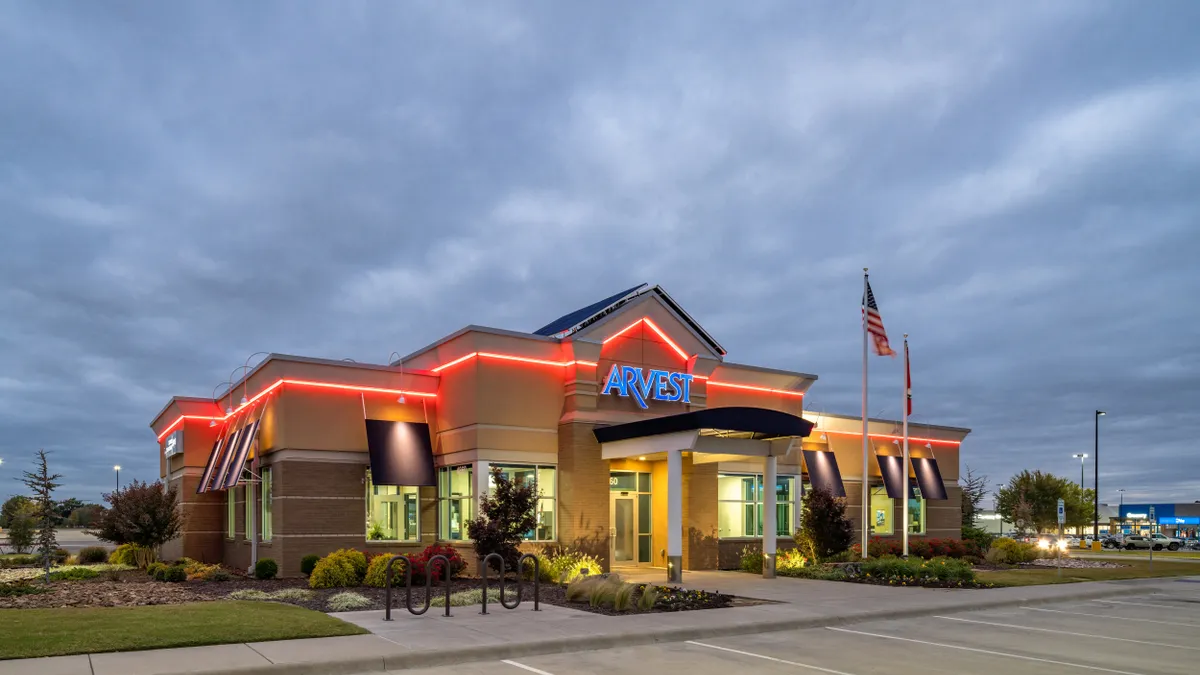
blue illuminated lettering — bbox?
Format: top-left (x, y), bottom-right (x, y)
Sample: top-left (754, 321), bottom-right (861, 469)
top-left (603, 365), bottom-right (692, 409)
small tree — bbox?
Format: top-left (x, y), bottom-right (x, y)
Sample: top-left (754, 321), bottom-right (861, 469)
top-left (90, 480), bottom-right (183, 564)
top-left (6, 506), bottom-right (36, 553)
top-left (467, 467), bottom-right (537, 573)
top-left (20, 450), bottom-right (62, 583)
top-left (66, 504), bottom-right (106, 528)
top-left (961, 466), bottom-right (989, 529)
top-left (799, 487), bottom-right (854, 561)
top-left (0, 495), bottom-right (32, 529)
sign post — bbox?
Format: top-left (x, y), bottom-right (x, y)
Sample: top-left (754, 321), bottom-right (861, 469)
top-left (1057, 499), bottom-right (1065, 578)
top-left (1149, 506), bottom-right (1156, 570)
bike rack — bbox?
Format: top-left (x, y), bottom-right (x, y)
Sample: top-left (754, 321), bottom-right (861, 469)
top-left (479, 553), bottom-right (541, 614)
top-left (383, 554), bottom-right (452, 620)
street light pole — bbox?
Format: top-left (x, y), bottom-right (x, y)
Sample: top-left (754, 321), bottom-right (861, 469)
top-left (1072, 453), bottom-right (1088, 489)
top-left (114, 465), bottom-right (121, 490)
top-left (1093, 411), bottom-right (1105, 542)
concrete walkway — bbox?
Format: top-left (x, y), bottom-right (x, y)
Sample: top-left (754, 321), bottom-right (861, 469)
top-left (1, 572), bottom-right (1191, 675)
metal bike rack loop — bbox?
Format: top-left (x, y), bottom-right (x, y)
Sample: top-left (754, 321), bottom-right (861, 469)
top-left (479, 553), bottom-right (541, 614)
top-left (383, 554), bottom-right (452, 620)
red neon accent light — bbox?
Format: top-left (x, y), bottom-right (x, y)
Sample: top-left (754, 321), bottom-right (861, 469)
top-left (819, 429), bottom-right (961, 446)
top-left (431, 352), bottom-right (597, 373)
top-left (155, 378), bottom-right (436, 441)
top-left (602, 317), bottom-right (690, 362)
top-left (705, 380), bottom-right (806, 398)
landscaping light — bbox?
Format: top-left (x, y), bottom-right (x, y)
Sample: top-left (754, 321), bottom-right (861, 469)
top-left (638, 456), bottom-right (646, 461)
top-left (1057, 539), bottom-right (1069, 552)
top-left (1037, 538), bottom-right (1051, 550)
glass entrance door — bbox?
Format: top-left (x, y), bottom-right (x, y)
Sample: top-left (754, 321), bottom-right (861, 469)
top-left (610, 496), bottom-right (635, 564)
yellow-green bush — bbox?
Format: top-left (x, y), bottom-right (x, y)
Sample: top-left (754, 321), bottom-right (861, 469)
top-left (108, 543), bottom-right (156, 568)
top-left (985, 537), bottom-right (1040, 565)
top-left (309, 553), bottom-right (360, 589)
top-left (362, 554), bottom-right (405, 588)
top-left (327, 549), bottom-right (367, 580)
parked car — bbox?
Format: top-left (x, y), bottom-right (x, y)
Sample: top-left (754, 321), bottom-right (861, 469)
top-left (1101, 535), bottom-right (1124, 549)
top-left (1123, 535), bottom-right (1152, 550)
top-left (1149, 533), bottom-right (1184, 551)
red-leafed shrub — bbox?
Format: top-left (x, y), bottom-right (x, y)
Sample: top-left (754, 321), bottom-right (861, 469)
top-left (409, 544), bottom-right (466, 584)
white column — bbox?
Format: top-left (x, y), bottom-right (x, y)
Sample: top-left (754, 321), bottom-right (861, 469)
top-left (667, 448), bottom-right (683, 582)
top-left (475, 461), bottom-right (491, 517)
top-left (763, 455), bottom-right (777, 578)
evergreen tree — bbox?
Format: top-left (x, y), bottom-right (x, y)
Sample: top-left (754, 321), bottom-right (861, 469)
top-left (20, 450), bottom-right (62, 583)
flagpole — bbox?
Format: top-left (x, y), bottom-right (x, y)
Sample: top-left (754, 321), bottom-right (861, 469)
top-left (902, 335), bottom-right (910, 558)
top-left (861, 268), bottom-right (870, 559)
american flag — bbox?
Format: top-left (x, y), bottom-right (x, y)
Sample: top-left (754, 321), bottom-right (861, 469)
top-left (862, 280), bottom-right (896, 357)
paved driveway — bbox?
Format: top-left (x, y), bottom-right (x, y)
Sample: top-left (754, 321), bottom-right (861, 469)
top-left (401, 578), bottom-right (1200, 675)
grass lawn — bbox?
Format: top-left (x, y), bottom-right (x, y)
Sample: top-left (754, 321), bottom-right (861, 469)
top-left (978, 559), bottom-right (1200, 587)
top-left (0, 601), bottom-right (367, 660)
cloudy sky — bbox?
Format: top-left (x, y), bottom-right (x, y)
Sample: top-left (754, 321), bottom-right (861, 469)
top-left (1, 1), bottom-right (1197, 506)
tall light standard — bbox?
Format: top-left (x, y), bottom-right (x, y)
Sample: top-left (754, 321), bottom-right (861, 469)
top-left (1118, 488), bottom-right (1126, 533)
top-left (1072, 453), bottom-right (1088, 488)
top-left (113, 465), bottom-right (121, 490)
top-left (1093, 410), bottom-right (1106, 542)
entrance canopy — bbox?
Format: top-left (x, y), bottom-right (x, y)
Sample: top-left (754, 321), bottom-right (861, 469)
top-left (594, 406), bottom-right (813, 444)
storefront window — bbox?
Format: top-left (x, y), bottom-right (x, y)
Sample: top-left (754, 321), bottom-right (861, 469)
top-left (366, 470), bottom-right (420, 542)
top-left (261, 467), bottom-right (273, 542)
top-left (908, 488), bottom-right (926, 534)
top-left (718, 473), bottom-right (796, 538)
top-left (226, 489), bottom-right (235, 539)
top-left (438, 465), bottom-right (473, 541)
top-left (871, 487), bottom-right (894, 535)
top-left (487, 464), bottom-right (557, 541)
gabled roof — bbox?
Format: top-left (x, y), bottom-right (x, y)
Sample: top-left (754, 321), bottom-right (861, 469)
top-left (534, 284), bottom-right (647, 338)
top-left (534, 284), bottom-right (727, 356)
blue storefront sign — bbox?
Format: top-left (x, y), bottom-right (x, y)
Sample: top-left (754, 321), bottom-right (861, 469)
top-left (601, 364), bottom-right (693, 409)
top-left (1160, 516), bottom-right (1200, 526)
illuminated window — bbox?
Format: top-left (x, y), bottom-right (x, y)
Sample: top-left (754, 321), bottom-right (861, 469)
top-left (226, 490), bottom-right (235, 539)
top-left (908, 488), bottom-right (926, 534)
top-left (871, 487), bottom-right (894, 535)
top-left (365, 470), bottom-right (420, 542)
top-left (488, 464), bottom-right (556, 541)
top-left (260, 467), bottom-right (273, 542)
top-left (718, 474), bottom-right (796, 538)
top-left (438, 465), bottom-right (474, 541)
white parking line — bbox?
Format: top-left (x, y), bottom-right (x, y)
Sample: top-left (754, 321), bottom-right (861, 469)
top-left (826, 627), bottom-right (1146, 675)
top-left (686, 640), bottom-right (859, 675)
top-left (501, 659), bottom-right (556, 675)
top-left (933, 615), bottom-right (1200, 651)
top-left (1022, 606), bottom-right (1200, 628)
top-left (1092, 599), bottom-right (1193, 610)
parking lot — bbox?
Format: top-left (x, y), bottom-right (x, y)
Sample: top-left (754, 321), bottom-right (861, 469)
top-left (402, 579), bottom-right (1200, 675)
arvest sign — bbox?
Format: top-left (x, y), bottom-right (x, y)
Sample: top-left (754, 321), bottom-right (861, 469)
top-left (601, 364), bottom-right (693, 409)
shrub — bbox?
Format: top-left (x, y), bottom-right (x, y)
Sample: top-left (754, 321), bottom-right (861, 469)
top-left (0, 553), bottom-right (39, 568)
top-left (542, 549), bottom-right (602, 584)
top-left (162, 565), bottom-right (187, 583)
top-left (468, 466), bottom-right (537, 573)
top-left (986, 537), bottom-right (1039, 564)
top-left (0, 583), bottom-right (49, 597)
top-left (147, 562), bottom-right (168, 578)
top-left (961, 526), bottom-right (995, 557)
top-left (613, 581), bottom-right (636, 611)
top-left (48, 567), bottom-right (100, 581)
top-left (778, 564), bottom-right (849, 581)
top-left (77, 546), bottom-right (109, 564)
top-left (407, 544), bottom-right (466, 584)
top-left (429, 588), bottom-right (501, 607)
top-left (565, 575), bottom-right (603, 603)
top-left (362, 554), bottom-right (406, 588)
top-left (309, 555), bottom-right (359, 589)
top-left (181, 560), bottom-right (225, 581)
top-left (777, 548), bottom-right (808, 572)
top-left (329, 549), bottom-right (368, 580)
top-left (91, 480), bottom-right (183, 555)
top-left (6, 514), bottom-right (36, 554)
top-left (859, 555), bottom-right (976, 585)
top-left (300, 554), bottom-right (321, 577)
top-left (588, 577), bottom-right (623, 608)
top-left (269, 588), bottom-right (315, 601)
top-left (109, 544), bottom-right (135, 566)
top-left (208, 569), bottom-right (232, 582)
top-left (637, 586), bottom-right (659, 611)
top-left (254, 558), bottom-right (278, 580)
top-left (108, 543), bottom-right (155, 569)
top-left (799, 487), bottom-right (854, 561)
top-left (738, 546), bottom-right (764, 574)
top-left (326, 591), bottom-right (372, 612)
top-left (227, 589), bottom-right (271, 601)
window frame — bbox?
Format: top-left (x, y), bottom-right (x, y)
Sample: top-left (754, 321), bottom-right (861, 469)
top-left (717, 472), bottom-right (797, 539)
top-left (260, 466), bottom-right (273, 542)
top-left (437, 464), bottom-right (475, 542)
top-left (226, 489), bottom-right (235, 540)
top-left (364, 469), bottom-right (421, 543)
top-left (870, 485), bottom-right (895, 535)
top-left (908, 488), bottom-right (927, 535)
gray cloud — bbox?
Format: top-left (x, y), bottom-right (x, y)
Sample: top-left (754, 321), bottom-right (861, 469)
top-left (1, 1), bottom-right (1198, 505)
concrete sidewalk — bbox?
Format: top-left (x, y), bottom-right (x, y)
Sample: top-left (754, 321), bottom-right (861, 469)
top-left (1, 573), bottom-right (1189, 675)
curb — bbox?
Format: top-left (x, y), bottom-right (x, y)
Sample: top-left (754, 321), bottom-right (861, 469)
top-left (170, 583), bottom-right (1145, 675)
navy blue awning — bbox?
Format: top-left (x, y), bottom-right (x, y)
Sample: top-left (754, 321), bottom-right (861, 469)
top-left (875, 454), bottom-right (916, 500)
top-left (365, 420), bottom-right (436, 486)
top-left (803, 449), bottom-right (846, 498)
top-left (196, 436), bottom-right (225, 494)
top-left (208, 427), bottom-right (243, 492)
top-left (222, 419), bottom-right (261, 489)
top-left (593, 406), bottom-right (813, 444)
top-left (911, 457), bottom-right (948, 501)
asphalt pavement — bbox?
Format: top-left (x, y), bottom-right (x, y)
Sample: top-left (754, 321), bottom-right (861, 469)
top-left (401, 579), bottom-right (1200, 675)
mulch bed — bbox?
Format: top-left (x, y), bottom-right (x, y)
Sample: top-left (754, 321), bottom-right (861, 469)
top-left (0, 569), bottom-right (736, 614)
